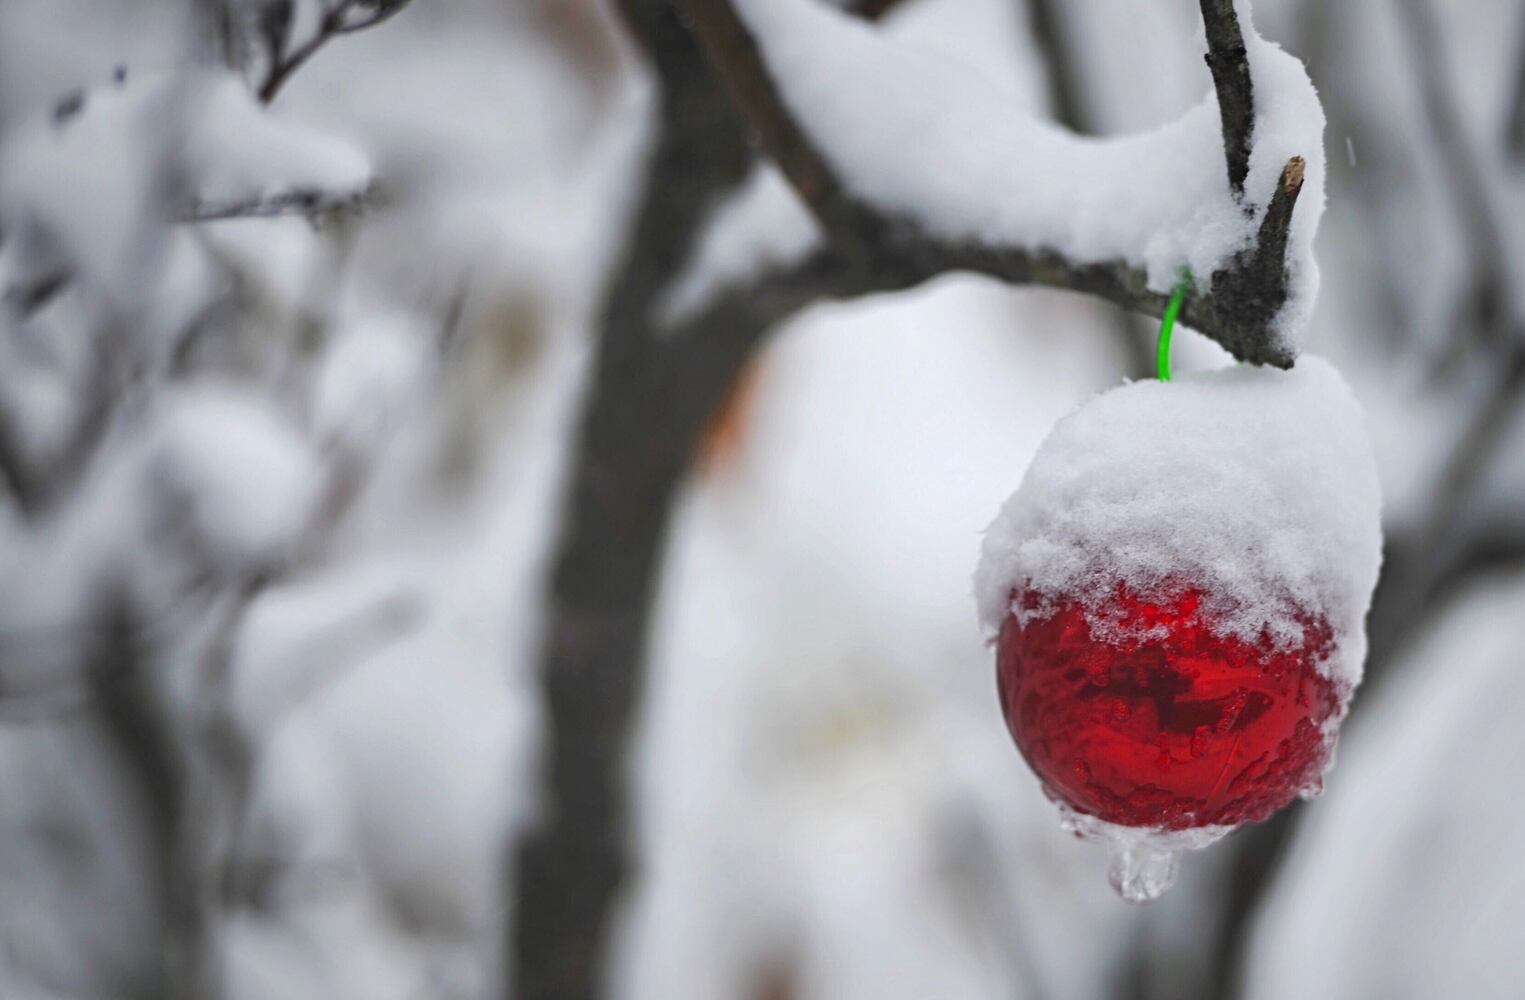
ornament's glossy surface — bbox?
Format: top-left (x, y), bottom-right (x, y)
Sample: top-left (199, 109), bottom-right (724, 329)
top-left (997, 586), bottom-right (1343, 830)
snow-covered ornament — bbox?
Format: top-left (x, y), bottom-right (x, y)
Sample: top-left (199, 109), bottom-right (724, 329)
top-left (975, 321), bottom-right (1381, 902)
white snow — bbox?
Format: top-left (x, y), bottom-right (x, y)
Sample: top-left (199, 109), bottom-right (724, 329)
top-left (187, 72), bottom-right (373, 216)
top-left (659, 0), bottom-right (1042, 328)
top-left (731, 0), bottom-right (1327, 350)
top-left (141, 386), bottom-right (324, 568)
top-left (975, 355), bottom-right (1382, 689)
top-left (658, 164), bottom-right (820, 328)
top-left (312, 312), bottom-right (433, 452)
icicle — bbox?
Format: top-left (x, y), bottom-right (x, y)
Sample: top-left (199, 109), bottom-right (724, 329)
top-left (1056, 804), bottom-right (1234, 903)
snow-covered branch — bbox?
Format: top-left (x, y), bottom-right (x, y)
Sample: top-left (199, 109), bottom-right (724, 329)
top-left (683, 0), bottom-right (1322, 367)
top-left (183, 183), bottom-right (376, 223)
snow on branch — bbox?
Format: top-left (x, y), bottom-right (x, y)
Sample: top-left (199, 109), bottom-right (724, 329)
top-left (181, 73), bottom-right (375, 222)
top-left (682, 0), bottom-right (1326, 367)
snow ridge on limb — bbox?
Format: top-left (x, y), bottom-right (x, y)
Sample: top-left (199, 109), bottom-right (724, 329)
top-left (683, 0), bottom-right (1326, 367)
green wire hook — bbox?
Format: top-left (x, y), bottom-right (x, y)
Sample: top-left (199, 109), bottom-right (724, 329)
top-left (1156, 272), bottom-right (1191, 383)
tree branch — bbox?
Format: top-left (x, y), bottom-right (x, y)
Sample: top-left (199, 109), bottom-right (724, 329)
top-left (1507, 11), bottom-right (1525, 162)
top-left (256, 0), bottom-right (414, 104)
top-left (1024, 0), bottom-right (1087, 135)
top-left (681, 0), bottom-right (1306, 367)
top-left (1199, 0), bottom-right (1255, 196)
top-left (848, 0), bottom-right (915, 20)
top-left (507, 2), bottom-right (757, 994)
top-left (0, 403), bottom-right (37, 514)
top-left (182, 184), bottom-right (377, 224)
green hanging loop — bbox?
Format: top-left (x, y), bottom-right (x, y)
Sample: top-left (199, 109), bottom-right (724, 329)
top-left (1156, 273), bottom-right (1191, 383)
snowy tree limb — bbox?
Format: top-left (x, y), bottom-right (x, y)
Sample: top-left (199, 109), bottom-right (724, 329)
top-left (681, 0), bottom-right (1308, 367)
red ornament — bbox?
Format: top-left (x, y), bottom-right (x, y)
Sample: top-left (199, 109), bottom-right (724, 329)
top-left (996, 584), bottom-right (1344, 832)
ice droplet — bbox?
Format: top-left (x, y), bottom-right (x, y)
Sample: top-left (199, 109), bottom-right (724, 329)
top-left (1055, 804), bottom-right (1235, 903)
top-left (1108, 840), bottom-right (1180, 903)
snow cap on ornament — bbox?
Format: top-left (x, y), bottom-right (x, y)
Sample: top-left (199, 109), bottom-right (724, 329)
top-left (975, 354), bottom-right (1381, 901)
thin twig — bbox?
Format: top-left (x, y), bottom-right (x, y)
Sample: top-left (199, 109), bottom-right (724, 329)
top-left (256, 0), bottom-right (414, 104)
top-left (848, 0), bottom-right (914, 19)
top-left (183, 184), bottom-right (377, 224)
top-left (0, 401), bottom-right (36, 513)
top-left (1506, 11), bottom-right (1525, 162)
top-left (0, 318), bottom-right (123, 518)
top-left (1199, 0), bottom-right (1255, 196)
top-left (84, 598), bottom-right (186, 999)
top-left (4, 268), bottom-right (71, 316)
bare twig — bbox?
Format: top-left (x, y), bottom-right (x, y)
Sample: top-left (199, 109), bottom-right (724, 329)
top-left (1025, 0), bottom-right (1087, 136)
top-left (84, 598), bottom-right (186, 1000)
top-left (0, 402), bottom-right (37, 512)
top-left (1199, 0), bottom-right (1255, 196)
top-left (183, 184), bottom-right (377, 224)
top-left (3, 268), bottom-right (71, 316)
top-left (0, 320), bottom-right (122, 518)
top-left (1507, 11), bottom-right (1525, 162)
top-left (682, 0), bottom-right (1306, 366)
top-left (256, 0), bottom-right (414, 104)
